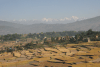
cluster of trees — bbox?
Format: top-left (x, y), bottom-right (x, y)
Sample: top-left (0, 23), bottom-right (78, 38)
top-left (24, 41), bottom-right (44, 49)
top-left (0, 29), bottom-right (100, 50)
top-left (75, 29), bottom-right (100, 41)
top-left (49, 29), bottom-right (100, 44)
top-left (0, 33), bottom-right (22, 41)
top-left (26, 31), bottom-right (84, 40)
top-left (0, 31), bottom-right (83, 41)
top-left (0, 29), bottom-right (100, 43)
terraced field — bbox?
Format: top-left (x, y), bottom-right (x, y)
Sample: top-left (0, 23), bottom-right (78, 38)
top-left (0, 41), bottom-right (100, 67)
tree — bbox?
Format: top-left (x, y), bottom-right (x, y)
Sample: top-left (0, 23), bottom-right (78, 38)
top-left (78, 35), bottom-right (83, 41)
top-left (87, 29), bottom-right (93, 35)
top-left (51, 37), bottom-right (55, 42)
top-left (75, 34), bottom-right (79, 41)
top-left (69, 37), bottom-right (75, 43)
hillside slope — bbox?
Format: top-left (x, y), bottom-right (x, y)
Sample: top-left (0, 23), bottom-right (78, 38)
top-left (0, 16), bottom-right (100, 35)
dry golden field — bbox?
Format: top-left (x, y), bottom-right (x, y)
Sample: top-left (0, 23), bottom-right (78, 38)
top-left (0, 41), bottom-right (100, 67)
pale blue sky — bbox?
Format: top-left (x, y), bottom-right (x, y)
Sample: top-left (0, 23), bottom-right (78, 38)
top-left (0, 0), bottom-right (100, 21)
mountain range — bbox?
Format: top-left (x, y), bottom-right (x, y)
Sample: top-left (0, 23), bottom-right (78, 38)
top-left (0, 16), bottom-right (100, 35)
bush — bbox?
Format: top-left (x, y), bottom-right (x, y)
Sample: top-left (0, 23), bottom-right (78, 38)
top-left (83, 39), bottom-right (88, 42)
top-left (15, 46), bottom-right (23, 50)
top-left (24, 42), bottom-right (44, 49)
top-left (80, 45), bottom-right (87, 48)
top-left (76, 48), bottom-right (80, 51)
top-left (93, 43), bottom-right (100, 47)
top-left (48, 44), bottom-right (54, 47)
top-left (84, 60), bottom-right (88, 63)
top-left (71, 46), bottom-right (77, 48)
top-left (0, 50), bottom-right (5, 54)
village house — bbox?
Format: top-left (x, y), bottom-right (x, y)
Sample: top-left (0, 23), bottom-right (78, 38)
top-left (83, 37), bottom-right (90, 42)
top-left (61, 37), bottom-right (66, 40)
top-left (38, 40), bottom-right (44, 44)
top-left (16, 39), bottom-right (20, 43)
top-left (57, 37), bottom-right (61, 41)
top-left (65, 36), bottom-right (70, 40)
top-left (46, 38), bottom-right (51, 42)
top-left (96, 35), bottom-right (98, 39)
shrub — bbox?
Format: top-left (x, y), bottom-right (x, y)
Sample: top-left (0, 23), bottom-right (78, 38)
top-left (76, 48), bottom-right (80, 51)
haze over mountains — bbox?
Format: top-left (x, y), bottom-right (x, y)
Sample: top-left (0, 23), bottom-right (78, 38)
top-left (0, 16), bottom-right (100, 35)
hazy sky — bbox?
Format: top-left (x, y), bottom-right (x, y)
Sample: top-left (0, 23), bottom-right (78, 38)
top-left (0, 0), bottom-right (100, 21)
